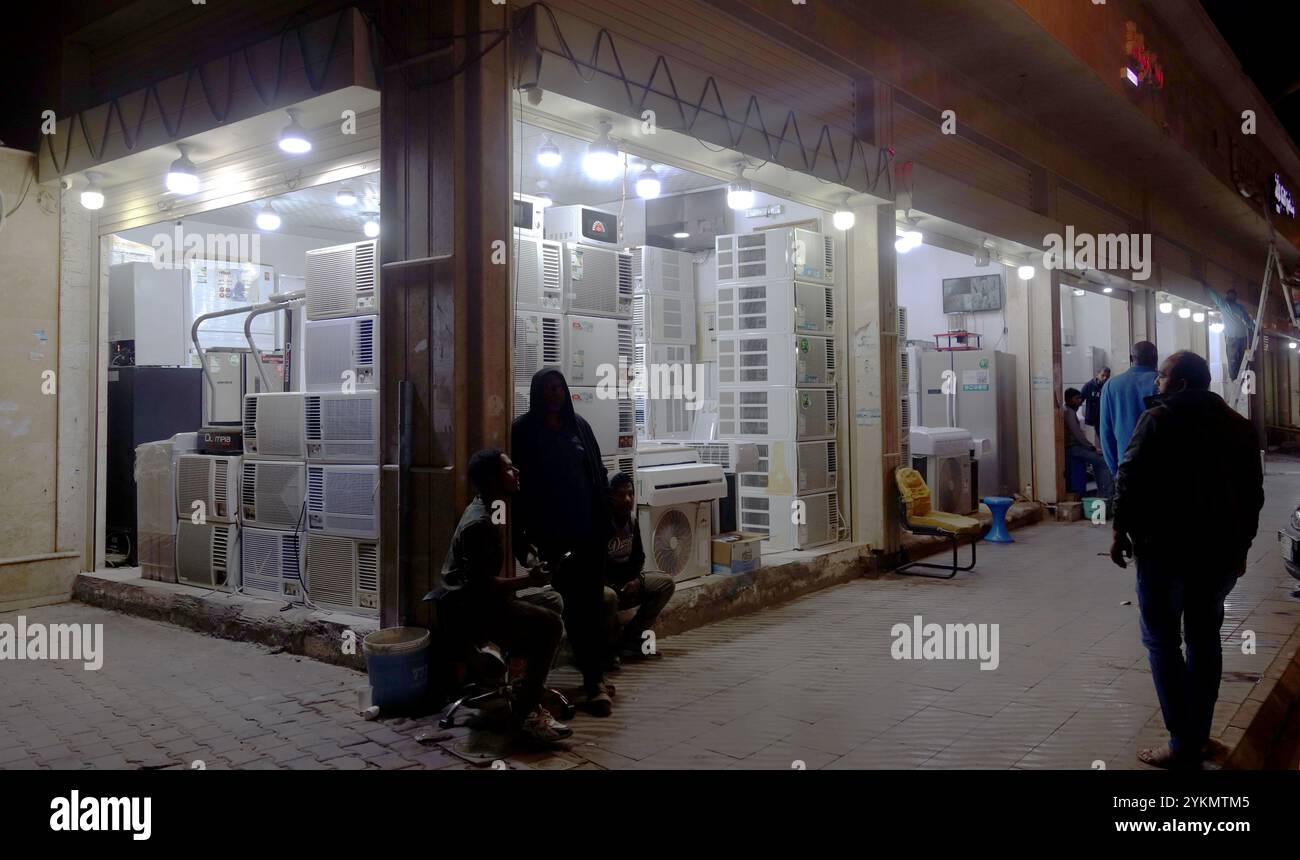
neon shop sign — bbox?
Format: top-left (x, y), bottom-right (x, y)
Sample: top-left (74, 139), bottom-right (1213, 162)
top-left (1275, 173), bottom-right (1296, 219)
top-left (1124, 22), bottom-right (1165, 89)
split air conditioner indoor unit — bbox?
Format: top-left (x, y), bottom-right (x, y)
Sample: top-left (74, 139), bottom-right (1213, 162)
top-left (636, 500), bottom-right (713, 583)
top-left (564, 314), bottom-right (633, 387)
top-left (307, 464), bottom-right (381, 539)
top-left (304, 315), bottom-right (377, 393)
top-left (305, 239), bottom-right (378, 320)
top-left (243, 392), bottom-right (306, 459)
top-left (305, 533), bottom-right (380, 615)
top-left (716, 228), bottom-right (834, 285)
top-left (570, 386), bottom-right (635, 454)
top-left (513, 229), bottom-right (563, 312)
top-left (735, 439), bottom-right (838, 496)
top-left (737, 490), bottom-right (838, 552)
top-left (174, 454), bottom-right (241, 523)
top-left (514, 310), bottom-right (564, 380)
top-left (716, 387), bottom-right (836, 439)
top-left (715, 280), bottom-right (834, 335)
top-left (175, 520), bottom-right (240, 590)
top-left (240, 527), bottom-right (306, 604)
top-left (560, 244), bottom-right (633, 319)
top-left (304, 390), bottom-right (380, 464)
top-left (632, 292), bottom-right (696, 345)
top-left (716, 334), bottom-right (835, 387)
top-left (239, 460), bottom-right (306, 531)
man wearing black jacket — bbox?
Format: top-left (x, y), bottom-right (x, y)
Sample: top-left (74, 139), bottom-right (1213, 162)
top-left (603, 472), bottom-right (675, 668)
top-left (512, 369), bottom-right (616, 716)
top-left (1110, 350), bottom-right (1263, 769)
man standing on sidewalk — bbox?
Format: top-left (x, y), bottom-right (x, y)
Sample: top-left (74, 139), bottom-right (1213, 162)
top-left (1109, 351), bottom-right (1263, 769)
top-left (1100, 341), bottom-right (1159, 475)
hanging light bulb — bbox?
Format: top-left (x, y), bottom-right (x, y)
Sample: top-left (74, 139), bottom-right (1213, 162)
top-left (672, 231), bottom-right (690, 239)
top-left (80, 171), bottom-right (105, 210)
top-left (1178, 306), bottom-right (1191, 319)
top-left (1159, 301), bottom-right (1173, 314)
top-left (255, 202), bottom-right (281, 231)
top-left (727, 163), bottom-right (755, 211)
top-left (1192, 311), bottom-right (1205, 323)
top-left (537, 136), bottom-right (562, 169)
top-left (1290, 340), bottom-right (1298, 350)
top-left (1102, 286), bottom-right (1114, 294)
top-left (1072, 288), bottom-right (1086, 297)
top-left (635, 165), bottom-right (661, 199)
top-left (1018, 264), bottom-right (1036, 281)
top-left (894, 230), bottom-right (922, 254)
top-left (166, 144), bottom-right (200, 195)
top-left (363, 215), bottom-right (380, 238)
top-left (832, 194), bottom-right (855, 231)
top-left (336, 187), bottom-right (357, 207)
top-left (278, 108), bottom-right (311, 154)
top-left (582, 121), bottom-right (621, 182)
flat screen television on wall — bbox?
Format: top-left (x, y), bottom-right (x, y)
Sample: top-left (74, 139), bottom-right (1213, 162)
top-left (942, 274), bottom-right (1003, 314)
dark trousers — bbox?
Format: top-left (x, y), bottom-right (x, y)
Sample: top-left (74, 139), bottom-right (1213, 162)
top-left (604, 573), bottom-right (675, 649)
top-left (1135, 556), bottom-right (1238, 755)
top-left (438, 592), bottom-right (562, 722)
top-left (550, 547), bottom-right (609, 690)
top-left (1227, 336), bottom-right (1247, 381)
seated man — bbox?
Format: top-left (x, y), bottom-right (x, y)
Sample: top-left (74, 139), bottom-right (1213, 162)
top-left (432, 448), bottom-right (571, 744)
top-left (1064, 387), bottom-right (1113, 502)
top-left (602, 472), bottom-right (675, 668)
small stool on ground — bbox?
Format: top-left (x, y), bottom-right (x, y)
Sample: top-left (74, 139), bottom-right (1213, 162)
top-left (982, 496), bottom-right (1015, 543)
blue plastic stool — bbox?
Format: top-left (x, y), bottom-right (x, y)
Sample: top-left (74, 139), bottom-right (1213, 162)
top-left (982, 496), bottom-right (1014, 543)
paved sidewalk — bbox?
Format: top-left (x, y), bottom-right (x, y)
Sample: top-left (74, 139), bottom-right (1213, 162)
top-left (4, 461), bottom-right (1299, 770)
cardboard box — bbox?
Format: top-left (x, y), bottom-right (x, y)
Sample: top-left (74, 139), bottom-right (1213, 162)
top-left (712, 532), bottom-right (764, 575)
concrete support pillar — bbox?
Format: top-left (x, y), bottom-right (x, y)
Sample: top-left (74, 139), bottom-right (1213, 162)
top-left (1028, 267), bottom-right (1063, 503)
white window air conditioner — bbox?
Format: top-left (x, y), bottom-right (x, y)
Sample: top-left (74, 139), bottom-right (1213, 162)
top-left (564, 314), bottom-right (633, 387)
top-left (632, 245), bottom-right (695, 298)
top-left (175, 520), bottom-right (241, 590)
top-left (305, 239), bottom-right (379, 320)
top-left (717, 387), bottom-right (836, 439)
top-left (513, 192), bottom-right (547, 235)
top-left (636, 500), bottom-right (712, 583)
top-left (514, 310), bottom-right (564, 381)
top-left (737, 490), bottom-right (838, 552)
top-left (544, 204), bottom-right (619, 247)
top-left (244, 392), bottom-right (306, 459)
top-left (634, 343), bottom-right (695, 438)
top-left (174, 454), bottom-right (241, 523)
top-left (602, 451), bottom-right (635, 479)
top-left (736, 439), bottom-right (838, 496)
top-left (513, 229), bottom-right (563, 312)
top-left (716, 280), bottom-right (834, 335)
top-left (561, 245), bottom-right (633, 319)
top-left (716, 228), bottom-right (834, 285)
top-left (240, 460), bottom-right (306, 530)
top-left (897, 306), bottom-right (909, 341)
top-left (307, 464), bottom-right (381, 539)
top-left (716, 334), bottom-right (835, 387)
top-left (632, 292), bottom-right (696, 345)
top-left (305, 533), bottom-right (380, 615)
top-left (240, 527), bottom-right (306, 604)
top-left (513, 386), bottom-right (530, 421)
top-left (570, 386), bottom-right (635, 454)
top-left (304, 315), bottom-right (377, 393)
top-left (305, 391), bottom-right (380, 464)
top-left (680, 441), bottom-right (761, 474)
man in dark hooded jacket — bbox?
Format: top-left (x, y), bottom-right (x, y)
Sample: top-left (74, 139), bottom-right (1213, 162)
top-left (511, 369), bottom-right (615, 716)
top-left (1110, 350), bottom-right (1263, 769)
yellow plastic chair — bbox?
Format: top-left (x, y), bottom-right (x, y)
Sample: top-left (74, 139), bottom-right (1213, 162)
top-left (894, 467), bottom-right (985, 579)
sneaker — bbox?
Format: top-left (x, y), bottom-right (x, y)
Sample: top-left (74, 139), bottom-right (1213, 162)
top-left (579, 688), bottom-right (614, 717)
top-left (517, 707), bottom-right (572, 743)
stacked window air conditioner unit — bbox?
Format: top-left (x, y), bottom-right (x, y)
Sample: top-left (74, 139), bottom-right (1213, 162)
top-left (303, 315), bottom-right (377, 392)
top-left (513, 229), bottom-right (564, 313)
top-left (564, 314), bottom-right (633, 388)
top-left (631, 246), bottom-right (698, 445)
top-left (570, 387), bottom-right (636, 456)
top-left (305, 240), bottom-right (379, 319)
top-left (716, 227), bottom-right (840, 552)
top-left (173, 453), bottom-right (242, 590)
top-left (514, 310), bottom-right (564, 381)
top-left (306, 533), bottom-right (380, 615)
top-left (634, 342), bottom-right (696, 439)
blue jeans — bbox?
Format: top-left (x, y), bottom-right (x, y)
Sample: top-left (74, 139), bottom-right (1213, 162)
top-left (1066, 445), bottom-right (1113, 499)
top-left (1135, 556), bottom-right (1238, 755)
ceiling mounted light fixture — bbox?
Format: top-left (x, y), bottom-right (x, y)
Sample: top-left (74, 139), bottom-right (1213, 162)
top-left (583, 120), bottom-right (621, 182)
top-left (894, 229), bottom-right (922, 254)
top-left (537, 136), bottom-right (562, 169)
top-left (166, 144), bottom-right (200, 195)
top-left (1018, 264), bottom-right (1036, 281)
top-left (672, 231), bottom-right (690, 239)
top-left (1103, 286), bottom-right (1114, 294)
top-left (1290, 340), bottom-right (1298, 350)
top-left (1159, 301), bottom-right (1173, 314)
top-left (727, 163), bottom-right (755, 211)
top-left (1178, 306), bottom-right (1191, 319)
top-left (363, 215), bottom-right (380, 238)
top-left (832, 194), bottom-right (855, 231)
top-left (1072, 288), bottom-right (1086, 297)
top-left (635, 165), bottom-right (661, 200)
top-left (278, 108), bottom-right (311, 154)
top-left (336, 187), bottom-right (357, 207)
top-left (80, 171), bottom-right (104, 210)
top-left (1193, 311), bottom-right (1205, 323)
top-left (255, 202), bottom-right (281, 231)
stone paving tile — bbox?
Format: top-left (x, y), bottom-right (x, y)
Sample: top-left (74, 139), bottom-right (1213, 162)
top-left (3, 461), bottom-right (1299, 771)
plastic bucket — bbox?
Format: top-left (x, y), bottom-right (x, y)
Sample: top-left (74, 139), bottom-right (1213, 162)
top-left (362, 627), bottom-right (431, 712)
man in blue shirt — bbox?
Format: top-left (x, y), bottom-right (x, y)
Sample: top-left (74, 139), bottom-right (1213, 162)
top-left (1100, 341), bottom-right (1159, 474)
top-left (1208, 289), bottom-right (1253, 381)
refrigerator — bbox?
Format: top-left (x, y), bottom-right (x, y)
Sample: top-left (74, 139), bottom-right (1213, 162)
top-left (919, 349), bottom-right (1019, 498)
top-left (108, 263), bottom-right (190, 367)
